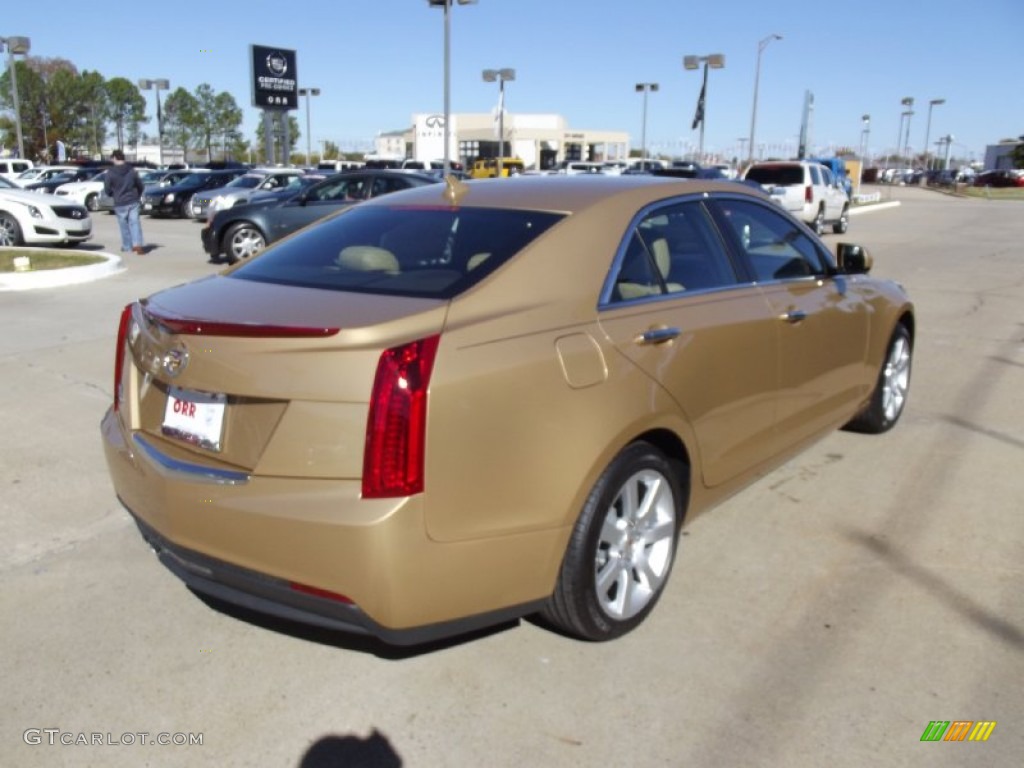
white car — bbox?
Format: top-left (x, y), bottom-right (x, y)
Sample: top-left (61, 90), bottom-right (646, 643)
top-left (0, 175), bottom-right (92, 247)
top-left (55, 170), bottom-right (109, 211)
top-left (743, 160), bottom-right (850, 235)
top-left (12, 165), bottom-right (79, 187)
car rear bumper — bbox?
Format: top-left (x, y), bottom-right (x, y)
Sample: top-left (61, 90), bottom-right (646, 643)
top-left (101, 408), bottom-right (555, 645)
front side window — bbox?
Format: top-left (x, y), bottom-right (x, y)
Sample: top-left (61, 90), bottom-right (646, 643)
top-left (232, 206), bottom-right (564, 299)
top-left (712, 198), bottom-right (831, 281)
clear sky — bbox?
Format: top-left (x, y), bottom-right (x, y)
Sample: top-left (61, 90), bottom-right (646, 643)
top-left (4, 0), bottom-right (1022, 163)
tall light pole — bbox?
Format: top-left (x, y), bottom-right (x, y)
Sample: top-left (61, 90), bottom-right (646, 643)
top-left (1, 36), bottom-right (31, 160)
top-left (482, 68), bottom-right (514, 177)
top-left (139, 78), bottom-right (169, 166)
top-left (683, 53), bottom-right (725, 161)
top-left (748, 34), bottom-right (781, 166)
top-left (428, 0), bottom-right (478, 175)
top-left (860, 114), bottom-right (871, 165)
top-left (635, 83), bottom-right (658, 167)
top-left (899, 96), bottom-right (914, 164)
top-left (922, 97), bottom-right (945, 171)
top-left (298, 87), bottom-right (321, 166)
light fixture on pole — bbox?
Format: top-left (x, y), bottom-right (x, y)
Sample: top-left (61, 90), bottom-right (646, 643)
top-left (748, 34), bottom-right (781, 166)
top-left (1, 35), bottom-right (31, 160)
top-left (922, 98), bottom-right (945, 171)
top-left (482, 68), bottom-right (514, 177)
top-left (427, 0), bottom-right (478, 175)
top-left (635, 82), bottom-right (658, 168)
top-left (683, 53), bottom-right (725, 161)
top-left (298, 87), bottom-right (321, 165)
top-left (139, 78), bottom-right (170, 166)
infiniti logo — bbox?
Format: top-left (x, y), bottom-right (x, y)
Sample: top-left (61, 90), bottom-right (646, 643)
top-left (424, 115), bottom-right (446, 129)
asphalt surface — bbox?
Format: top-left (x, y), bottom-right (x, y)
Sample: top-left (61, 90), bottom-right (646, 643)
top-left (1, 187), bottom-right (1022, 767)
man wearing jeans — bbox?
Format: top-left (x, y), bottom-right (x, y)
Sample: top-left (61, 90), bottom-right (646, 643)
top-left (103, 150), bottom-right (146, 254)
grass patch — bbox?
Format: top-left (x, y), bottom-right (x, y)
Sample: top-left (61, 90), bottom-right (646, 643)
top-left (0, 248), bottom-right (107, 272)
top-left (960, 186), bottom-right (1024, 200)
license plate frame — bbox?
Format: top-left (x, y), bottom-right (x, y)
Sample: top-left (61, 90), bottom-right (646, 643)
top-left (162, 387), bottom-right (226, 452)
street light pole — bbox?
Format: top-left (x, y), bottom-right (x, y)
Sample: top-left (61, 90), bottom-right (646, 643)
top-left (899, 97), bottom-right (914, 164)
top-left (139, 79), bottom-right (170, 166)
top-left (1, 36), bottom-right (31, 160)
top-left (635, 83), bottom-right (658, 167)
top-left (298, 87), bottom-right (321, 166)
top-left (482, 68), bottom-right (514, 177)
top-left (922, 98), bottom-right (945, 171)
top-left (428, 0), bottom-right (478, 175)
top-left (748, 34), bottom-right (781, 167)
top-left (683, 53), bottom-right (725, 161)
top-left (860, 114), bottom-right (871, 165)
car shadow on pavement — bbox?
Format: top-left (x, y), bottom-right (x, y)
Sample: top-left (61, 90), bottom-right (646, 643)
top-left (191, 590), bottom-right (521, 659)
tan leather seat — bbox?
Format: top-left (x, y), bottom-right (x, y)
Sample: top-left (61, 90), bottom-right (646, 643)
top-left (337, 246), bottom-right (400, 273)
top-left (650, 238), bottom-right (684, 293)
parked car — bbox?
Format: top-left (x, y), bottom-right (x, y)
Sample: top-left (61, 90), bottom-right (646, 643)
top-left (743, 160), bottom-right (850, 234)
top-left (141, 169), bottom-right (247, 218)
top-left (0, 175), bottom-right (92, 246)
top-left (0, 158), bottom-right (33, 181)
top-left (201, 170), bottom-right (439, 262)
top-left (972, 169), bottom-right (1024, 188)
top-left (469, 157), bottom-right (526, 178)
top-left (13, 165), bottom-right (80, 187)
top-left (54, 169), bottom-right (111, 211)
top-left (24, 166), bottom-right (106, 194)
top-left (97, 169), bottom-right (172, 212)
top-left (190, 169), bottom-right (307, 220)
top-left (102, 175), bottom-right (914, 645)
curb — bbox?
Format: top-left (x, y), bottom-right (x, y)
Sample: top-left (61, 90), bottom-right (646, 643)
top-left (0, 250), bottom-right (125, 291)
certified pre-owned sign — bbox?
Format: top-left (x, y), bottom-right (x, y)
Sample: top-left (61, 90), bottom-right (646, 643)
top-left (250, 44), bottom-right (298, 109)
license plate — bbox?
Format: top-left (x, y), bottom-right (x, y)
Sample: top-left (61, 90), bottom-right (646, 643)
top-left (162, 387), bottom-right (226, 451)
top-left (143, 203), bottom-right (153, 211)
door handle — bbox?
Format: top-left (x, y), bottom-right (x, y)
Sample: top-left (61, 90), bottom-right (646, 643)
top-left (780, 310), bottom-right (807, 324)
top-left (636, 326), bottom-right (681, 345)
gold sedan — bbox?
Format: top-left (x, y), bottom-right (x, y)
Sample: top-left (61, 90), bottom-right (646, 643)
top-left (101, 176), bottom-right (914, 645)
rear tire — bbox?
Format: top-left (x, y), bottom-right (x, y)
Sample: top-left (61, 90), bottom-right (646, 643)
top-left (845, 324), bottom-right (912, 434)
top-left (813, 206), bottom-right (826, 235)
top-left (542, 442), bottom-right (683, 641)
top-left (832, 206), bottom-right (849, 234)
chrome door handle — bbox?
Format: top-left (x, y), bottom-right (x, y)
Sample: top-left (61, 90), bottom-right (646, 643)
top-left (780, 310), bottom-right (807, 323)
top-left (636, 326), bottom-right (681, 345)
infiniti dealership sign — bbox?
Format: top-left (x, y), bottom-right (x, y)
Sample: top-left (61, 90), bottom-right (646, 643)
top-left (250, 44), bottom-right (298, 109)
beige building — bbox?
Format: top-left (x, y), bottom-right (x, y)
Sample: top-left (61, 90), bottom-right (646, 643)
top-left (374, 112), bottom-right (629, 170)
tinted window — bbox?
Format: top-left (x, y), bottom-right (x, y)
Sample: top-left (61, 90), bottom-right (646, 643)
top-left (232, 206), bottom-right (564, 299)
top-left (745, 165), bottom-right (803, 186)
top-left (713, 198), bottom-right (831, 281)
top-left (608, 201), bottom-right (740, 303)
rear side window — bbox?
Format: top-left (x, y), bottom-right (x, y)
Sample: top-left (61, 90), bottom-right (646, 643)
top-left (745, 165), bottom-right (803, 186)
top-left (232, 206), bottom-right (564, 299)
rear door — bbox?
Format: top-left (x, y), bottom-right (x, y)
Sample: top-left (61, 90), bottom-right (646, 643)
top-left (596, 198), bottom-right (781, 487)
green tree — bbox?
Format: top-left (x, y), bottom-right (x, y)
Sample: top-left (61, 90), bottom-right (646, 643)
top-left (1011, 137), bottom-right (1024, 169)
top-left (162, 88), bottom-right (200, 162)
top-left (192, 85), bottom-right (243, 161)
top-left (105, 77), bottom-right (146, 151)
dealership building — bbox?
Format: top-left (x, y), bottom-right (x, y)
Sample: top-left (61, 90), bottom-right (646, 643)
top-left (373, 113), bottom-right (630, 170)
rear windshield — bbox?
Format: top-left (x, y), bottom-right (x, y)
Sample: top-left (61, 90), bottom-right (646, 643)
top-left (231, 206), bottom-right (565, 299)
top-left (745, 165), bottom-right (804, 186)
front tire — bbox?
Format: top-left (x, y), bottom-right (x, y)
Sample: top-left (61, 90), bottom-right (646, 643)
top-left (845, 324), bottom-right (912, 434)
top-left (542, 442), bottom-right (684, 641)
top-left (0, 212), bottom-right (24, 246)
top-left (223, 222), bottom-right (266, 263)
top-left (85, 193), bottom-right (99, 212)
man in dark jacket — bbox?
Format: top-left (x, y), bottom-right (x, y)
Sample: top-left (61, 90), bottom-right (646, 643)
top-left (103, 149), bottom-right (146, 254)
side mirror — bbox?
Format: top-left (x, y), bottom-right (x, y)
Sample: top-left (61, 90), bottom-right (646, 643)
top-left (836, 243), bottom-right (872, 274)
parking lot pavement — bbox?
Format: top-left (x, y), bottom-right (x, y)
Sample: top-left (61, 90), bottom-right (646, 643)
top-left (1, 187), bottom-right (1022, 767)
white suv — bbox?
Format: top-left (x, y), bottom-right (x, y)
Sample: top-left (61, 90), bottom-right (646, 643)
top-left (743, 160), bottom-right (849, 235)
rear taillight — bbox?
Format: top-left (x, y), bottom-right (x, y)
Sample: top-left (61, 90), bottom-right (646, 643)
top-left (805, 185), bottom-right (813, 204)
top-left (113, 303), bottom-right (133, 412)
top-left (362, 335), bottom-right (440, 499)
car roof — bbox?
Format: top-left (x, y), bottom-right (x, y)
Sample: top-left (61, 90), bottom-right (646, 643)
top-left (359, 175), bottom-right (763, 215)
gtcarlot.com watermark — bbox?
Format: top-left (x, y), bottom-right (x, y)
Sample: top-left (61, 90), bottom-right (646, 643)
top-left (24, 729), bottom-right (203, 747)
